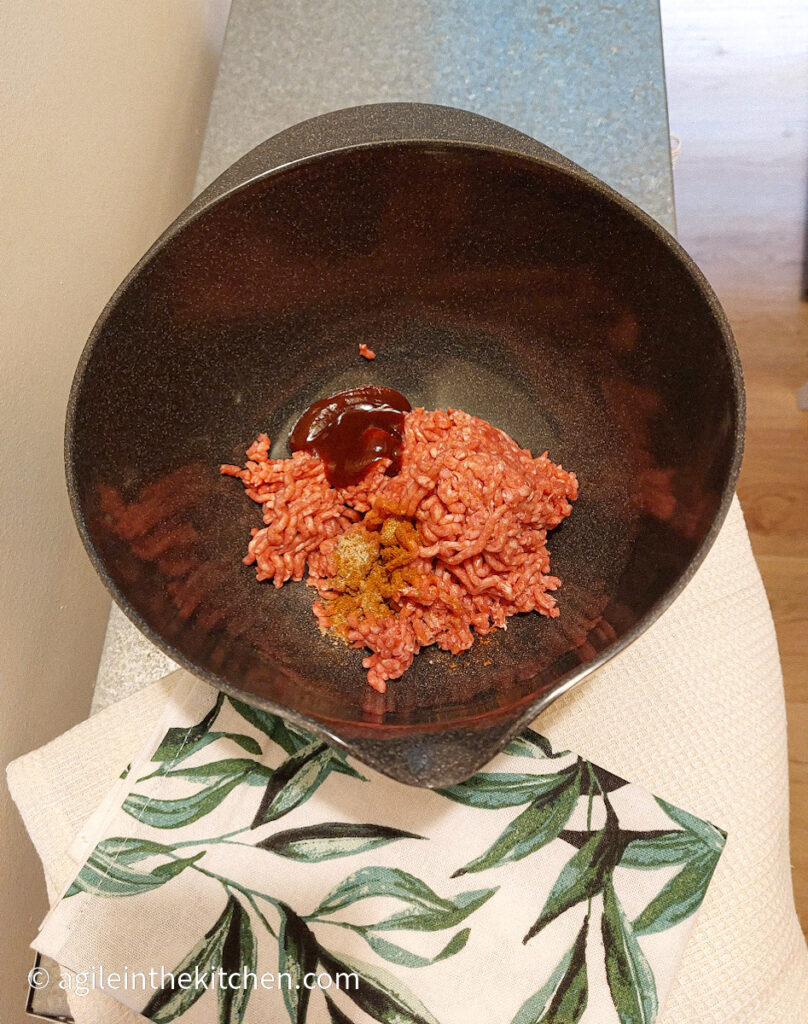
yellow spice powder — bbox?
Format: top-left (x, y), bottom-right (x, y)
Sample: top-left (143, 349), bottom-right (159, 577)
top-left (325, 516), bottom-right (421, 635)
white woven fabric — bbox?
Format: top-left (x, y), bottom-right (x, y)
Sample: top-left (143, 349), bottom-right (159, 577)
top-left (8, 675), bottom-right (183, 1024)
top-left (537, 498), bottom-right (808, 1020)
top-left (14, 678), bottom-right (726, 1024)
top-left (7, 497), bottom-right (808, 1022)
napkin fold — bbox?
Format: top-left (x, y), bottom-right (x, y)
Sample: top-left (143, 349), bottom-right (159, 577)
top-left (10, 671), bottom-right (726, 1024)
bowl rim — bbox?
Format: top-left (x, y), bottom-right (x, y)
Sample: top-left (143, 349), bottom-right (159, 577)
top-left (65, 110), bottom-right (746, 781)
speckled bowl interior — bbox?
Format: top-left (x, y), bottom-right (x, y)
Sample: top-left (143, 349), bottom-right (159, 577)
top-left (66, 104), bottom-right (743, 786)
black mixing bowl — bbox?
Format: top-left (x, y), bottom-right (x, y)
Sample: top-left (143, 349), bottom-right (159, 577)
top-left (66, 104), bottom-right (744, 786)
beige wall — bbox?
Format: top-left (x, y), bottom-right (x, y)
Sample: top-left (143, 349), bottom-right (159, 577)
top-left (0, 2), bottom-right (231, 1018)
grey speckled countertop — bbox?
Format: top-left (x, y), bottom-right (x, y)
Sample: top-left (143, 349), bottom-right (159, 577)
top-left (93, 0), bottom-right (674, 712)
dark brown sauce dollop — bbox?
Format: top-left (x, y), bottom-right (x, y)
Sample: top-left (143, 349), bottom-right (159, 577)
top-left (289, 386), bottom-right (411, 488)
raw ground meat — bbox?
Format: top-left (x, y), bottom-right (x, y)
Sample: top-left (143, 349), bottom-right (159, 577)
top-left (221, 408), bottom-right (578, 692)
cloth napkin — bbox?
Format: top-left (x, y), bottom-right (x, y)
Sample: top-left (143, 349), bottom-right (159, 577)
top-left (10, 671), bottom-right (728, 1024)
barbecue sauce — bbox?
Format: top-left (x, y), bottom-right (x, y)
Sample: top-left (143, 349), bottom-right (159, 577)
top-left (289, 386), bottom-right (411, 487)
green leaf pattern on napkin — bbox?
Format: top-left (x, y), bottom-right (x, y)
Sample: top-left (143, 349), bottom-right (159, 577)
top-left (66, 838), bottom-right (204, 898)
top-left (143, 897), bottom-right (237, 1023)
top-left (65, 695), bottom-right (725, 1024)
top-left (512, 914), bottom-right (590, 1024)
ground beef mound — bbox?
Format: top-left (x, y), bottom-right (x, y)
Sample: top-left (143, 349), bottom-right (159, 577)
top-left (222, 407), bottom-right (578, 692)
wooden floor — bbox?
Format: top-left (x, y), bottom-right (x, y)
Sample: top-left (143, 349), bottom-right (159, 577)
top-left (661, 0), bottom-right (808, 934)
